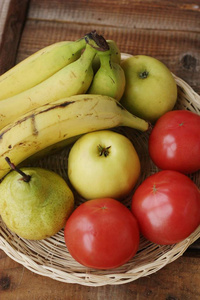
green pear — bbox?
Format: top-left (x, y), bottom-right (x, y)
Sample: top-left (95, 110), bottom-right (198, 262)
top-left (0, 158), bottom-right (74, 240)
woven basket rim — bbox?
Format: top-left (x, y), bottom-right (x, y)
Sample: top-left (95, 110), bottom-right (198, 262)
top-left (0, 53), bottom-right (199, 287)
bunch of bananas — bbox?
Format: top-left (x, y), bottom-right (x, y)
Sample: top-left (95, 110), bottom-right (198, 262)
top-left (0, 30), bottom-right (149, 180)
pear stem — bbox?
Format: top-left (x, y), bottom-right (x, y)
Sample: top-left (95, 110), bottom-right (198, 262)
top-left (5, 157), bottom-right (31, 182)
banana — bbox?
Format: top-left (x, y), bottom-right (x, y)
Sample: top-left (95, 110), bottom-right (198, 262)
top-left (0, 94), bottom-right (149, 180)
top-left (88, 49), bottom-right (126, 101)
top-left (22, 135), bottom-right (81, 163)
top-left (0, 38), bottom-right (86, 100)
top-left (92, 40), bottom-right (121, 73)
top-left (0, 42), bottom-right (97, 130)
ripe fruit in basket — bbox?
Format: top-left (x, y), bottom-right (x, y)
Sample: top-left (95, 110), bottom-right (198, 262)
top-left (131, 170), bottom-right (200, 245)
top-left (120, 55), bottom-right (178, 123)
top-left (64, 198), bottom-right (140, 269)
top-left (0, 94), bottom-right (148, 181)
top-left (68, 130), bottom-right (141, 200)
top-left (148, 110), bottom-right (200, 174)
top-left (0, 158), bottom-right (74, 240)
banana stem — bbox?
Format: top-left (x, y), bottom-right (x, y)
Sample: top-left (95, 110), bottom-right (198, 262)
top-left (85, 30), bottom-right (110, 52)
top-left (99, 51), bottom-right (112, 68)
top-left (5, 157), bottom-right (31, 182)
top-left (80, 42), bottom-right (98, 64)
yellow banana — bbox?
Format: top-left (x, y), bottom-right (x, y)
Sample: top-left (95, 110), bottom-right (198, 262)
top-left (22, 135), bottom-right (81, 163)
top-left (0, 94), bottom-right (149, 180)
top-left (88, 49), bottom-right (126, 101)
top-left (0, 38), bottom-right (86, 100)
top-left (0, 43), bottom-right (97, 130)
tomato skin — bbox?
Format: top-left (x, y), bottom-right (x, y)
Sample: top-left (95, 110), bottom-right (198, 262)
top-left (131, 170), bottom-right (200, 245)
top-left (148, 110), bottom-right (200, 174)
top-left (64, 198), bottom-right (140, 269)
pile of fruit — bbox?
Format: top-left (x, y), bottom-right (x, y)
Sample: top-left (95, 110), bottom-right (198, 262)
top-left (0, 30), bottom-right (199, 270)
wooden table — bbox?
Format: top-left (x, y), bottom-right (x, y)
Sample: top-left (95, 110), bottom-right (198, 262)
top-left (0, 0), bottom-right (200, 299)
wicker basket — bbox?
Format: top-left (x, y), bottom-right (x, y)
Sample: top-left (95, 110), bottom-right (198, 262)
top-left (0, 54), bottom-right (199, 287)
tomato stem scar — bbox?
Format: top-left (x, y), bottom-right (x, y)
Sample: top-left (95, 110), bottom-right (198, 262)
top-left (152, 184), bottom-right (157, 194)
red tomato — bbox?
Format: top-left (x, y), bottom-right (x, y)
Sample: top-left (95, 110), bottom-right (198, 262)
top-left (64, 198), bottom-right (140, 269)
top-left (131, 170), bottom-right (200, 245)
top-left (148, 110), bottom-right (200, 174)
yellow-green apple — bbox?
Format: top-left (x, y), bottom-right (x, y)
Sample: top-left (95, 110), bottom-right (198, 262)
top-left (120, 55), bottom-right (177, 123)
top-left (68, 130), bottom-right (141, 200)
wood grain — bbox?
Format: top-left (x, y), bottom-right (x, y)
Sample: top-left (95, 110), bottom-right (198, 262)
top-left (0, 0), bottom-right (200, 297)
top-left (27, 0), bottom-right (200, 32)
top-left (0, 249), bottom-right (200, 299)
top-left (0, 0), bottom-right (29, 75)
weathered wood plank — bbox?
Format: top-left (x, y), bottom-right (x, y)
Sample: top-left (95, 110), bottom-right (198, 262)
top-left (27, 0), bottom-right (200, 32)
top-left (0, 0), bottom-right (30, 75)
top-left (0, 249), bottom-right (200, 299)
top-left (0, 1), bottom-right (10, 41)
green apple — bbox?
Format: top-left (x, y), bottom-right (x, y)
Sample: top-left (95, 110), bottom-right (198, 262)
top-left (0, 161), bottom-right (74, 240)
top-left (68, 130), bottom-right (141, 200)
top-left (120, 55), bottom-right (178, 123)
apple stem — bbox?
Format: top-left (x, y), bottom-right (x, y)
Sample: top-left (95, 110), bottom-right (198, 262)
top-left (97, 145), bottom-right (111, 157)
top-left (5, 157), bottom-right (31, 182)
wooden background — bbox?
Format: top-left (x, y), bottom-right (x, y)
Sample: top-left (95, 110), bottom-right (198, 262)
top-left (0, 0), bottom-right (200, 299)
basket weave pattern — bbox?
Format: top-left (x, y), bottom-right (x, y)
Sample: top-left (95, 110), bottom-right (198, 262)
top-left (0, 55), bottom-right (200, 286)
